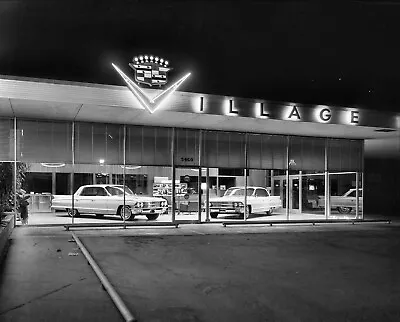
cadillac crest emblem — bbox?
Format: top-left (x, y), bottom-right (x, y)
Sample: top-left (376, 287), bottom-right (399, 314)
top-left (111, 54), bottom-right (191, 114)
top-left (129, 55), bottom-right (171, 87)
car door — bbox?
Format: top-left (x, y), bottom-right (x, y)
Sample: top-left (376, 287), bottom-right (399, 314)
top-left (90, 187), bottom-right (109, 214)
top-left (345, 190), bottom-right (357, 208)
top-left (77, 187), bottom-right (96, 213)
top-left (104, 186), bottom-right (124, 215)
top-left (254, 188), bottom-right (269, 213)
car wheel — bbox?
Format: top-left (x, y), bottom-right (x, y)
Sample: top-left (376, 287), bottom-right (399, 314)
top-left (119, 205), bottom-right (134, 221)
top-left (67, 208), bottom-right (80, 217)
top-left (210, 212), bottom-right (219, 219)
top-left (146, 213), bottom-right (159, 220)
top-left (266, 208), bottom-right (273, 215)
top-left (337, 206), bottom-right (352, 214)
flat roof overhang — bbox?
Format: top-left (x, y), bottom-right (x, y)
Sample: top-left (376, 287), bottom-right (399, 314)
top-left (0, 75), bottom-right (398, 142)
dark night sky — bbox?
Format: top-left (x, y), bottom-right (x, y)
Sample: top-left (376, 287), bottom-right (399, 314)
top-left (1, 0), bottom-right (400, 112)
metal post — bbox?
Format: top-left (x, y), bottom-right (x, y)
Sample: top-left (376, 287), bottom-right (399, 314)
top-left (13, 117), bottom-right (17, 226)
top-left (206, 167), bottom-right (210, 222)
top-left (52, 172), bottom-right (56, 212)
top-left (299, 170), bottom-right (302, 214)
top-left (270, 170), bottom-right (274, 195)
top-left (355, 172), bottom-right (359, 219)
top-left (244, 133), bottom-right (248, 221)
top-left (123, 125), bottom-right (126, 228)
top-left (197, 131), bottom-right (202, 223)
top-left (171, 128), bottom-right (176, 223)
top-left (216, 172), bottom-right (219, 197)
top-left (286, 136), bottom-right (290, 220)
top-left (325, 139), bottom-right (330, 220)
top-left (361, 140), bottom-right (365, 220)
top-left (71, 122), bottom-right (75, 224)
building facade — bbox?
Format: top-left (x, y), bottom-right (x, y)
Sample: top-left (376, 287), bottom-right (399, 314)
top-left (0, 75), bottom-right (399, 224)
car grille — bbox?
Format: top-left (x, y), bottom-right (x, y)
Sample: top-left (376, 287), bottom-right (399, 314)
top-left (143, 201), bottom-right (162, 208)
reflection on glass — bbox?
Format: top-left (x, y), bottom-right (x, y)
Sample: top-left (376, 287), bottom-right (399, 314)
top-left (329, 172), bottom-right (361, 219)
top-left (224, 187), bottom-right (254, 196)
top-left (105, 185), bottom-right (134, 196)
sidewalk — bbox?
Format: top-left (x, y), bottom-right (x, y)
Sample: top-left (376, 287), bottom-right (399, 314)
top-left (0, 227), bottom-right (122, 322)
top-left (16, 210), bottom-right (395, 227)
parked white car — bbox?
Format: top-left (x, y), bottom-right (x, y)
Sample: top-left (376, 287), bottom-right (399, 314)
top-left (208, 186), bottom-right (282, 219)
top-left (317, 188), bottom-right (363, 214)
top-left (51, 184), bottom-right (168, 221)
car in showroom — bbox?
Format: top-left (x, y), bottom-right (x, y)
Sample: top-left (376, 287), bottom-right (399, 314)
top-left (316, 188), bottom-right (363, 214)
top-left (208, 186), bottom-right (282, 219)
top-left (51, 184), bottom-right (168, 220)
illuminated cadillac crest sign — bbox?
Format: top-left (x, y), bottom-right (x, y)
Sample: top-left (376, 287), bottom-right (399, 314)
top-left (112, 55), bottom-right (191, 114)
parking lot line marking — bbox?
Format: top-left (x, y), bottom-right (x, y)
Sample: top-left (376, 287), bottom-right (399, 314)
top-left (71, 232), bottom-right (136, 322)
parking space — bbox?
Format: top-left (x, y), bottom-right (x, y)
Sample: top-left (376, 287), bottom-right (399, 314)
top-left (74, 222), bottom-right (400, 322)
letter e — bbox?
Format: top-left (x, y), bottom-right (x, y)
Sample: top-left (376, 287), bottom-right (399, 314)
top-left (350, 111), bottom-right (359, 124)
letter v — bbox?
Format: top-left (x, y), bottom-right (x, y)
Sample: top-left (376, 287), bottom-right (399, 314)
top-left (112, 63), bottom-right (191, 114)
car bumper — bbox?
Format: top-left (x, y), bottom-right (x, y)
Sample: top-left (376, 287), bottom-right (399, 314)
top-left (133, 207), bottom-right (168, 214)
top-left (210, 207), bottom-right (244, 214)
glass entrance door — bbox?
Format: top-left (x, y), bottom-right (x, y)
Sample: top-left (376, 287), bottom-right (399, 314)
top-left (173, 167), bottom-right (202, 223)
top-left (282, 177), bottom-right (300, 213)
top-left (274, 175), bottom-right (301, 215)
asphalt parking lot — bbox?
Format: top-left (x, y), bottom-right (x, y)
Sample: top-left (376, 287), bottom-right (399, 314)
top-left (80, 222), bottom-right (400, 322)
top-left (1, 222), bottom-right (399, 322)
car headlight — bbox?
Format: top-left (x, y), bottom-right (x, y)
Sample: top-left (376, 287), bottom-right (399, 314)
top-left (162, 201), bottom-right (167, 207)
top-left (136, 202), bottom-right (143, 208)
top-left (209, 202), bottom-right (214, 207)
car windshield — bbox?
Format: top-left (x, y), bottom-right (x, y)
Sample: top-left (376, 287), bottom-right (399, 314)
top-left (224, 188), bottom-right (254, 197)
top-left (105, 186), bottom-right (134, 196)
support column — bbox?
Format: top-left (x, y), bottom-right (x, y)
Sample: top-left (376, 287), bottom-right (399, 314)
top-left (171, 128), bottom-right (176, 223)
top-left (52, 172), bottom-right (56, 195)
top-left (123, 125), bottom-right (126, 228)
top-left (197, 131), bottom-right (202, 223)
top-left (286, 136), bottom-right (290, 220)
top-left (356, 172), bottom-right (359, 219)
top-left (71, 122), bottom-right (75, 224)
top-left (361, 141), bottom-right (365, 220)
top-left (324, 139), bottom-right (330, 220)
top-left (13, 117), bottom-right (17, 226)
top-left (270, 170), bottom-right (274, 195)
top-left (216, 171), bottom-right (219, 197)
top-left (206, 168), bottom-right (210, 222)
top-left (299, 171), bottom-right (302, 214)
top-left (52, 172), bottom-right (56, 212)
top-left (244, 133), bottom-right (248, 221)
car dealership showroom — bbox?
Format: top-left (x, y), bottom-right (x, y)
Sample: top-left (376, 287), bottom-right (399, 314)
top-left (0, 74), bottom-right (399, 226)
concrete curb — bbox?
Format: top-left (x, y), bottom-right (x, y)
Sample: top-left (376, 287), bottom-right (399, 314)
top-left (72, 232), bottom-right (136, 322)
top-left (0, 214), bottom-right (15, 264)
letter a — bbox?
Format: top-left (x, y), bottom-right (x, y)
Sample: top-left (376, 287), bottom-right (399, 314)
top-left (288, 106), bottom-right (301, 120)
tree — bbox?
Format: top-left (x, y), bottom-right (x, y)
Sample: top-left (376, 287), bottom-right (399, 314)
top-left (0, 162), bottom-right (28, 221)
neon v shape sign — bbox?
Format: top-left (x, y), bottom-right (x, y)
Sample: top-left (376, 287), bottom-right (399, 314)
top-left (112, 63), bottom-right (191, 114)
